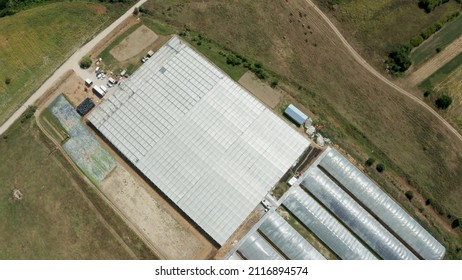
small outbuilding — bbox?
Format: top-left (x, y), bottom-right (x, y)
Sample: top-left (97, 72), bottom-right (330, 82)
top-left (85, 78), bottom-right (93, 87)
top-left (284, 104), bottom-right (308, 126)
top-left (76, 98), bottom-right (95, 116)
top-left (93, 85), bottom-right (105, 98)
top-left (147, 50), bottom-right (154, 57)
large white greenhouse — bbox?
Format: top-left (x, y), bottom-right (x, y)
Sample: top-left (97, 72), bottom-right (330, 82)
top-left (88, 36), bottom-right (310, 245)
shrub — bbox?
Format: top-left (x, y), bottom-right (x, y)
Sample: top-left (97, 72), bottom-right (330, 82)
top-left (405, 191), bottom-right (414, 200)
top-left (79, 56), bottom-right (92, 69)
top-left (376, 163), bottom-right (385, 173)
top-left (410, 35), bottom-right (424, 48)
top-left (436, 47), bottom-right (442, 53)
top-left (254, 61), bottom-right (263, 68)
top-left (133, 7), bottom-right (139, 16)
top-left (387, 45), bottom-right (412, 75)
top-left (271, 79), bottom-right (279, 88)
top-left (226, 54), bottom-right (242, 66)
top-left (435, 95), bottom-right (452, 109)
top-left (425, 198), bottom-right (432, 205)
top-left (4, 77), bottom-right (11, 85)
top-left (423, 90), bottom-right (432, 97)
top-left (365, 157), bottom-right (375, 166)
top-left (452, 218), bottom-right (461, 229)
top-left (254, 68), bottom-right (268, 80)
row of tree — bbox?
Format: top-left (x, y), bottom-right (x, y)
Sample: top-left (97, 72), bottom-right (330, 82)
top-left (418, 0), bottom-right (450, 13)
top-left (387, 11), bottom-right (460, 75)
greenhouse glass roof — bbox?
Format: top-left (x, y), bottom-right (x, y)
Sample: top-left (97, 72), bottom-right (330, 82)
top-left (88, 36), bottom-right (310, 245)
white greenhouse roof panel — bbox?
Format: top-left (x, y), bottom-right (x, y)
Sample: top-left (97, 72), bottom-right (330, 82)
top-left (317, 147), bottom-right (445, 260)
top-left (259, 212), bottom-right (326, 260)
top-left (283, 187), bottom-right (377, 260)
top-left (238, 232), bottom-right (285, 260)
top-left (88, 36), bottom-right (310, 245)
top-left (301, 168), bottom-right (418, 260)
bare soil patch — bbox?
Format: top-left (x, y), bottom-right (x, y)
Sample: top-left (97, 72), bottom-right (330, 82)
top-left (100, 165), bottom-right (213, 259)
top-left (12, 189), bottom-right (23, 201)
top-left (59, 73), bottom-right (100, 108)
top-left (407, 36), bottom-right (462, 86)
top-left (93, 4), bottom-right (107, 15)
top-left (110, 25), bottom-right (159, 62)
top-left (238, 71), bottom-right (282, 108)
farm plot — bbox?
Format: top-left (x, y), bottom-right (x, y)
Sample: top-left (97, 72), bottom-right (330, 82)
top-left (430, 64), bottom-right (462, 133)
top-left (410, 16), bottom-right (462, 66)
top-left (110, 25), bottom-right (159, 62)
top-left (49, 95), bottom-right (117, 184)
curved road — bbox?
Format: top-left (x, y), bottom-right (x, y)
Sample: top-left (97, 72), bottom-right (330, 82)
top-left (0, 0), bottom-right (147, 135)
top-left (305, 0), bottom-right (462, 143)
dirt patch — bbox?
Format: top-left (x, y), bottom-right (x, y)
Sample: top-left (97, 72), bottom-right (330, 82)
top-left (100, 165), bottom-right (213, 259)
top-left (238, 71), bottom-right (282, 108)
top-left (93, 4), bottom-right (107, 15)
top-left (407, 36), bottom-right (462, 86)
top-left (12, 189), bottom-right (23, 200)
top-left (52, 72), bottom-right (100, 108)
top-left (110, 25), bottom-right (159, 62)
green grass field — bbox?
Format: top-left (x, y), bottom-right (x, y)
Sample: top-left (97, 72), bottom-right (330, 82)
top-left (411, 15), bottom-right (462, 66)
top-left (314, 0), bottom-right (462, 67)
top-left (0, 114), bottom-right (132, 259)
top-left (0, 1), bottom-right (130, 126)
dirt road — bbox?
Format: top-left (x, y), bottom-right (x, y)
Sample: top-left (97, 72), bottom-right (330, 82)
top-left (407, 36), bottom-right (462, 86)
top-left (0, 0), bottom-right (147, 136)
top-left (305, 0), bottom-right (462, 143)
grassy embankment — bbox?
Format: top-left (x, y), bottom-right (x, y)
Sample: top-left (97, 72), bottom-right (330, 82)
top-left (145, 0), bottom-right (462, 258)
top-left (0, 1), bottom-right (132, 126)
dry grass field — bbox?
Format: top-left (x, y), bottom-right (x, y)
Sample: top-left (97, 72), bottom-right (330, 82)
top-left (146, 0), bottom-right (462, 258)
top-left (0, 114), bottom-right (134, 259)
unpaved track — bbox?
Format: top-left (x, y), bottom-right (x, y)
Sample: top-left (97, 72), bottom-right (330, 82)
top-left (407, 36), bottom-right (462, 86)
top-left (0, 0), bottom-right (147, 136)
top-left (305, 0), bottom-right (462, 143)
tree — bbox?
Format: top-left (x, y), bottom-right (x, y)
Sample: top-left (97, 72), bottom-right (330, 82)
top-left (365, 157), bottom-right (375, 167)
top-left (133, 7), bottom-right (139, 16)
top-left (452, 218), bottom-right (461, 229)
top-left (376, 163), bottom-right (385, 173)
top-left (271, 79), bottom-right (279, 88)
top-left (79, 56), bottom-right (92, 69)
top-left (387, 45), bottom-right (412, 75)
top-left (405, 191), bottom-right (414, 200)
top-left (435, 95), bottom-right (452, 109)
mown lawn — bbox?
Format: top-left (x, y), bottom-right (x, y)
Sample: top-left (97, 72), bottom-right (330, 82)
top-left (411, 15), bottom-right (462, 66)
top-left (0, 1), bottom-right (131, 125)
top-left (0, 114), bottom-right (132, 259)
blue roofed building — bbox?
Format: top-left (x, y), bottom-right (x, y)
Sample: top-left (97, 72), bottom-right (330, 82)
top-left (284, 104), bottom-right (308, 126)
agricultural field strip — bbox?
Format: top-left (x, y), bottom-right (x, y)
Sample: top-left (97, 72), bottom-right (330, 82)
top-left (304, 0), bottom-right (462, 143)
top-left (411, 15), bottom-right (462, 66)
top-left (408, 35), bottom-right (462, 86)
